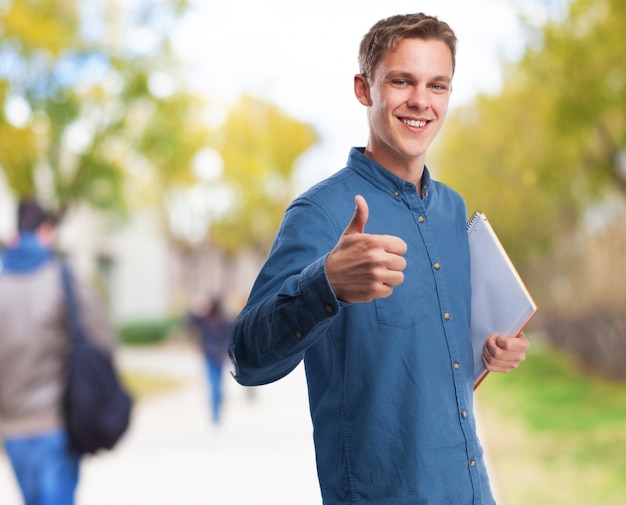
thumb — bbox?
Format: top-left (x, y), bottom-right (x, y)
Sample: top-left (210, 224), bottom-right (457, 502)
top-left (343, 195), bottom-right (369, 235)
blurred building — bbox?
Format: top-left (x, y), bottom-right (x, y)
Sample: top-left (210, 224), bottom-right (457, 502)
top-left (0, 186), bottom-right (257, 324)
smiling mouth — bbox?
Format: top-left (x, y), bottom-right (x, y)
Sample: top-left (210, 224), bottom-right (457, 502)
top-left (402, 118), bottom-right (427, 128)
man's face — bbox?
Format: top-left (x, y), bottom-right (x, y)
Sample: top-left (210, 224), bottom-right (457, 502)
top-left (356, 38), bottom-right (453, 172)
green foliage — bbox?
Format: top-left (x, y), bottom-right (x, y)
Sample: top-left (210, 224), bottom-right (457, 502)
top-left (0, 124), bottom-right (38, 196)
top-left (0, 1), bottom-right (315, 256)
top-left (0, 0), bottom-right (209, 222)
top-left (477, 340), bottom-right (626, 505)
top-left (2, 0), bottom-right (78, 55)
top-left (138, 91), bottom-right (208, 189)
top-left (209, 94), bottom-right (318, 255)
top-left (434, 0), bottom-right (626, 262)
top-left (117, 318), bottom-right (182, 346)
top-left (479, 343), bottom-right (626, 432)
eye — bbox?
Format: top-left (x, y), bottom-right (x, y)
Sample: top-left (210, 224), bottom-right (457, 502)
top-left (430, 83), bottom-right (448, 91)
top-left (391, 79), bottom-right (410, 86)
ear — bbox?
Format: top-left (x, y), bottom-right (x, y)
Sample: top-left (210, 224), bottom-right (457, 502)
top-left (354, 74), bottom-right (371, 106)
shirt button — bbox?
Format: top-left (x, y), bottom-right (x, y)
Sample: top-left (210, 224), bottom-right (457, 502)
top-left (453, 362), bottom-right (460, 369)
top-left (443, 312), bottom-right (451, 321)
top-left (394, 190), bottom-right (400, 197)
top-left (417, 215), bottom-right (425, 223)
top-left (324, 304), bottom-right (335, 314)
top-left (461, 411), bottom-right (468, 419)
top-left (295, 331), bottom-right (304, 339)
top-left (433, 262), bottom-right (441, 270)
top-left (469, 459), bottom-right (476, 467)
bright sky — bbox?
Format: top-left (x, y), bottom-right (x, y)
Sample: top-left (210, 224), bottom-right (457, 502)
top-left (172, 0), bottom-right (529, 187)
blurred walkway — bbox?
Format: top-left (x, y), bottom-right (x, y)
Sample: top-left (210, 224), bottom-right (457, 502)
top-left (0, 343), bottom-right (321, 505)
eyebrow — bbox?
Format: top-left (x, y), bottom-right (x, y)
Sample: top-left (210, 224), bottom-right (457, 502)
top-left (431, 75), bottom-right (452, 83)
top-left (384, 70), bottom-right (452, 83)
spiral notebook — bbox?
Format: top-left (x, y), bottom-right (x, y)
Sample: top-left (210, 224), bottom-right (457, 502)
top-left (467, 212), bottom-right (538, 388)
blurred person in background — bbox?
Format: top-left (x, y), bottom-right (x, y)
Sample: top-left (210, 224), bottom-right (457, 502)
top-left (188, 295), bottom-right (233, 425)
top-left (230, 12), bottom-right (529, 505)
top-left (0, 199), bottom-right (118, 505)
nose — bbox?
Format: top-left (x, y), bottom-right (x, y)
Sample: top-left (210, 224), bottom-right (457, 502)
top-left (407, 85), bottom-right (430, 110)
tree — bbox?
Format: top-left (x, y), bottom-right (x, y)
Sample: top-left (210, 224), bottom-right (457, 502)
top-left (0, 0), bottom-right (208, 221)
top-left (434, 0), bottom-right (625, 263)
top-left (207, 94), bottom-right (318, 256)
top-left (433, 0), bottom-right (626, 378)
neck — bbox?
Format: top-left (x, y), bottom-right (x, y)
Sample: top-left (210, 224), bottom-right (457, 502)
top-left (363, 148), bottom-right (425, 194)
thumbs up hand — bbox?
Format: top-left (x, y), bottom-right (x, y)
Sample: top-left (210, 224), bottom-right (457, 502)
top-left (326, 195), bottom-right (407, 303)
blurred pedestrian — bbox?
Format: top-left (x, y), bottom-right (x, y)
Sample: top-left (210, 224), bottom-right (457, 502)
top-left (0, 199), bottom-right (118, 505)
top-left (188, 295), bottom-right (233, 424)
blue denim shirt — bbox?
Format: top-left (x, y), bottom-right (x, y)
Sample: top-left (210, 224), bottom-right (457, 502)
top-left (231, 147), bottom-right (495, 505)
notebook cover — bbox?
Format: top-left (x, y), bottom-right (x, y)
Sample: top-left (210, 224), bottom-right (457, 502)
top-left (467, 212), bottom-right (538, 388)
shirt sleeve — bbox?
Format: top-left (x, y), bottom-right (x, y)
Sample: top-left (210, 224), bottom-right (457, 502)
top-left (230, 198), bottom-right (344, 386)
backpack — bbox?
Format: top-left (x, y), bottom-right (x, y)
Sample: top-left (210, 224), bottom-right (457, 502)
top-left (61, 263), bottom-right (133, 454)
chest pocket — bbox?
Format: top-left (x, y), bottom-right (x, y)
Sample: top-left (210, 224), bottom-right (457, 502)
top-left (374, 254), bottom-right (431, 329)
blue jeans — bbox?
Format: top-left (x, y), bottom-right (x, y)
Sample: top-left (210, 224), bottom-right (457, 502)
top-left (205, 357), bottom-right (224, 424)
top-left (4, 429), bottom-right (80, 505)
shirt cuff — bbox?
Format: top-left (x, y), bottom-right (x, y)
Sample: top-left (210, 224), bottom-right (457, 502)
top-left (298, 254), bottom-right (342, 322)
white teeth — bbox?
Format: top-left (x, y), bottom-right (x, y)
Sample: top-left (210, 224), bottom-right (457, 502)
top-left (403, 119), bottom-right (426, 128)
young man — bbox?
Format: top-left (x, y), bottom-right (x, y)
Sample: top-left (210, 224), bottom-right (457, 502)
top-left (230, 13), bottom-right (529, 504)
top-left (0, 200), bottom-right (117, 505)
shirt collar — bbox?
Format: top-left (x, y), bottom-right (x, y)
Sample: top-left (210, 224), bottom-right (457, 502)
top-left (347, 147), bottom-right (432, 197)
top-left (1, 232), bottom-right (53, 273)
